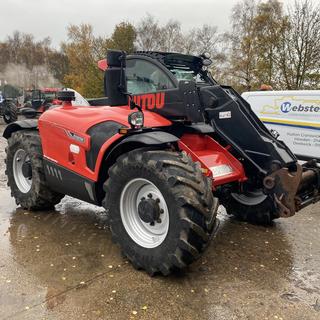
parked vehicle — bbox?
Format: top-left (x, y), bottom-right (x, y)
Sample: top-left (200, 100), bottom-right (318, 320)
top-left (3, 50), bottom-right (320, 275)
top-left (21, 88), bottom-right (63, 118)
top-left (242, 90), bottom-right (320, 162)
top-left (20, 88), bottom-right (90, 118)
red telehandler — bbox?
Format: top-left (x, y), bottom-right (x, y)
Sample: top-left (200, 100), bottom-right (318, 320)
top-left (3, 50), bottom-right (320, 275)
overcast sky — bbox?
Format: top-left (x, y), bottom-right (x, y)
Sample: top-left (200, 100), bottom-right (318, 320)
top-left (1, 0), bottom-right (296, 47)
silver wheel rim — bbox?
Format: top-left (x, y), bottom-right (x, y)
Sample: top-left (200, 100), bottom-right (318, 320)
top-left (120, 178), bottom-right (169, 249)
top-left (13, 149), bottom-right (32, 193)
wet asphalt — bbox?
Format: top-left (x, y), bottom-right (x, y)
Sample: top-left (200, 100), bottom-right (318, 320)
top-left (0, 121), bottom-right (319, 320)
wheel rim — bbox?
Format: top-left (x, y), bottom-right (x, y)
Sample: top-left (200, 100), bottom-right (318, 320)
top-left (13, 149), bottom-right (32, 193)
top-left (120, 178), bottom-right (169, 249)
top-left (231, 189), bottom-right (267, 206)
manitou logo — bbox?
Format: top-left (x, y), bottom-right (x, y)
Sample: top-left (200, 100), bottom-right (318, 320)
top-left (131, 93), bottom-right (165, 110)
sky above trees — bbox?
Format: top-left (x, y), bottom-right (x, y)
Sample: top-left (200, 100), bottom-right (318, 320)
top-left (0, 0), bottom-right (297, 47)
top-left (0, 0), bottom-right (319, 97)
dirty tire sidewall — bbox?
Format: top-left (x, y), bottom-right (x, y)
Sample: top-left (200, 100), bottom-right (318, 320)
top-left (5, 130), bottom-right (63, 210)
top-left (103, 149), bottom-right (219, 275)
top-left (3, 102), bottom-right (18, 124)
top-left (222, 194), bottom-right (278, 225)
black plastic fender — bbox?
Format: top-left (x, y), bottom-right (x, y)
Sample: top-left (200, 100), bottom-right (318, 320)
top-left (93, 130), bottom-right (180, 204)
top-left (87, 125), bottom-right (179, 173)
top-left (119, 131), bottom-right (179, 146)
top-left (103, 131), bottom-right (179, 170)
top-left (3, 119), bottom-right (38, 139)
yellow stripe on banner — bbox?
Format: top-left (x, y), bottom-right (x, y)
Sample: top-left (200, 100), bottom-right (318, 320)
top-left (260, 117), bottom-right (320, 128)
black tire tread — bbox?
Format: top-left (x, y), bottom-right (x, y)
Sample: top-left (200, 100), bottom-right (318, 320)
top-left (3, 102), bottom-right (18, 123)
top-left (221, 195), bottom-right (278, 225)
top-left (5, 130), bottom-right (63, 210)
top-left (103, 149), bottom-right (219, 275)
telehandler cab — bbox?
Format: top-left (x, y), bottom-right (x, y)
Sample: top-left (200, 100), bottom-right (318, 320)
top-left (3, 50), bottom-right (320, 275)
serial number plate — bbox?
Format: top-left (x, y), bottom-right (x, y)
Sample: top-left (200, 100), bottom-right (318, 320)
top-left (219, 111), bottom-right (232, 119)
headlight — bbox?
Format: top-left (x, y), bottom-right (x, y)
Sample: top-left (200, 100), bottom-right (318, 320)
top-left (210, 164), bottom-right (233, 178)
top-left (128, 111), bottom-right (144, 129)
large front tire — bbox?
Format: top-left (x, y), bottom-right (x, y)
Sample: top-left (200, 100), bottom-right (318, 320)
top-left (5, 130), bottom-right (64, 210)
top-left (103, 149), bottom-right (219, 276)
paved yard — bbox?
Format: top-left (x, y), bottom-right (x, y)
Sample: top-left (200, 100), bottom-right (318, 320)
top-left (0, 121), bottom-right (319, 320)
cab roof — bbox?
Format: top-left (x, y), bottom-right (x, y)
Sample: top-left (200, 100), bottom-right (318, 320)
top-left (134, 51), bottom-right (204, 73)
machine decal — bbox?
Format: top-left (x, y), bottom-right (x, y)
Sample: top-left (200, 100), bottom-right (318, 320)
top-left (132, 92), bottom-right (165, 110)
top-left (219, 111), bottom-right (232, 119)
top-left (65, 130), bottom-right (85, 143)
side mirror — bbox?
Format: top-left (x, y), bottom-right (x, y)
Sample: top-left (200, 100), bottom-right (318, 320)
top-left (104, 50), bottom-right (128, 106)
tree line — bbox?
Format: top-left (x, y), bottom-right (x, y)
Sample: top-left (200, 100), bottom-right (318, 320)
top-left (0, 0), bottom-right (319, 97)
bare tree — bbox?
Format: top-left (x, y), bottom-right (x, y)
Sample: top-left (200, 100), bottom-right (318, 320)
top-left (0, 31), bottom-right (66, 88)
top-left (135, 14), bottom-right (162, 51)
top-left (225, 0), bottom-right (320, 91)
top-left (275, 0), bottom-right (320, 89)
top-left (227, 0), bottom-right (260, 91)
top-left (195, 25), bottom-right (220, 54)
top-left (181, 29), bottom-right (198, 54)
top-left (253, 0), bottom-right (287, 87)
top-left (135, 15), bottom-right (222, 58)
top-left (158, 20), bottom-right (183, 52)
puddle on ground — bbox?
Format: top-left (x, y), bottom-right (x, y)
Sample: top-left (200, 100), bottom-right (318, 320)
top-left (0, 188), bottom-right (319, 320)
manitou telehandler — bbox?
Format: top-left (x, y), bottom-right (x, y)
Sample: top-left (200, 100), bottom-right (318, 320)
top-left (3, 50), bottom-right (320, 275)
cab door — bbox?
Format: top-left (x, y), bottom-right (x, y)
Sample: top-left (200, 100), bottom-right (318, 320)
top-left (126, 55), bottom-right (203, 122)
top-left (126, 56), bottom-right (189, 119)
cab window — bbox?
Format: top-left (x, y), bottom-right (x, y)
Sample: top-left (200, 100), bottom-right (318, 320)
top-left (32, 90), bottom-right (41, 100)
top-left (126, 59), bottom-right (175, 94)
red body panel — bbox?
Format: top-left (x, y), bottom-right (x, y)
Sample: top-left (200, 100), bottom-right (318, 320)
top-left (51, 99), bottom-right (63, 105)
top-left (39, 103), bottom-right (245, 188)
top-left (42, 88), bottom-right (60, 92)
top-left (38, 105), bottom-right (172, 180)
top-left (178, 134), bottom-right (247, 187)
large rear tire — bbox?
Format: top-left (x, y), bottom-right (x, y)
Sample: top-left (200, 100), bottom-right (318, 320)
top-left (103, 149), bottom-right (219, 275)
top-left (221, 190), bottom-right (278, 225)
top-left (5, 130), bottom-right (64, 210)
top-left (3, 102), bottom-right (18, 123)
